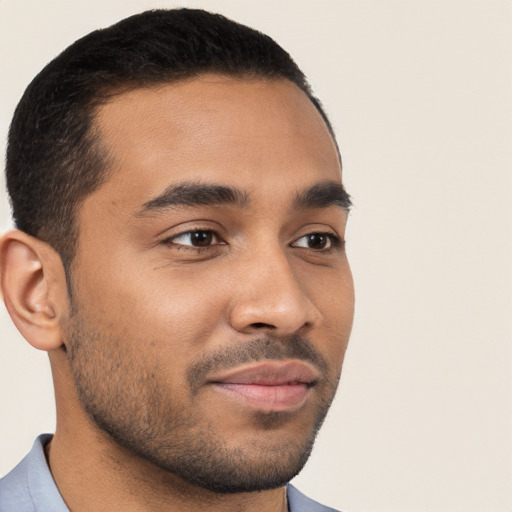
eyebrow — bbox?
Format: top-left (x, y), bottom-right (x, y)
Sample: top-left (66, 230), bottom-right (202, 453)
top-left (137, 182), bottom-right (249, 216)
top-left (136, 179), bottom-right (352, 217)
top-left (292, 181), bottom-right (352, 212)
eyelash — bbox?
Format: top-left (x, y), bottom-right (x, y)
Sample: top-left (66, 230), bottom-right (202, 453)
top-left (163, 229), bottom-right (225, 254)
top-left (163, 229), bottom-right (343, 254)
top-left (292, 232), bottom-right (342, 251)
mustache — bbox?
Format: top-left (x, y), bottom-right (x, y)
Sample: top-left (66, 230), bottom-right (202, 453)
top-left (186, 334), bottom-right (329, 395)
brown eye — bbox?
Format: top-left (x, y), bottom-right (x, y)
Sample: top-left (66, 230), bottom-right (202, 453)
top-left (306, 234), bottom-right (329, 249)
top-left (292, 233), bottom-right (335, 250)
top-left (170, 230), bottom-right (220, 248)
top-left (190, 230), bottom-right (214, 246)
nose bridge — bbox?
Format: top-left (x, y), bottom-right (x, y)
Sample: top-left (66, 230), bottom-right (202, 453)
top-left (229, 240), bottom-right (321, 334)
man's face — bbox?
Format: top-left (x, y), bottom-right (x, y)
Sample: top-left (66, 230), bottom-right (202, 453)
top-left (64, 76), bottom-right (354, 492)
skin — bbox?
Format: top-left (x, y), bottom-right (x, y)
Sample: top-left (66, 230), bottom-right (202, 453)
top-left (0, 75), bottom-right (354, 512)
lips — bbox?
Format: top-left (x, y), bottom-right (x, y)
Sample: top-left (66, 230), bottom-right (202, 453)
top-left (208, 360), bottom-right (319, 412)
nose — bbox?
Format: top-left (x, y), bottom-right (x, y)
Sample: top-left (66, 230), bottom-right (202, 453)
top-left (229, 249), bottom-right (322, 336)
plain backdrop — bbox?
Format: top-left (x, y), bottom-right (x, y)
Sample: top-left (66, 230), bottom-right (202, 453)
top-left (1, 1), bottom-right (511, 511)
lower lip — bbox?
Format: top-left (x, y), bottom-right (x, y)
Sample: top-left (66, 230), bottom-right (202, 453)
top-left (211, 383), bottom-right (310, 412)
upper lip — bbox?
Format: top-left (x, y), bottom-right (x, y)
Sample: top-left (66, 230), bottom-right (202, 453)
top-left (209, 360), bottom-right (320, 386)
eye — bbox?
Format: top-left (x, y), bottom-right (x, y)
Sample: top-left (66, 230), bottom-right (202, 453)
top-left (168, 230), bottom-right (223, 248)
top-left (292, 233), bottom-right (337, 250)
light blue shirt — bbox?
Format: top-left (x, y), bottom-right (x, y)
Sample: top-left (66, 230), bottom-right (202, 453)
top-left (0, 435), bottom-right (339, 511)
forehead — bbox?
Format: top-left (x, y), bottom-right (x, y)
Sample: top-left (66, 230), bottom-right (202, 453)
top-left (90, 75), bottom-right (341, 208)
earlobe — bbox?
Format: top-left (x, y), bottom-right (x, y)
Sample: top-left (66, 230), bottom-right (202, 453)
top-left (0, 230), bottom-right (68, 351)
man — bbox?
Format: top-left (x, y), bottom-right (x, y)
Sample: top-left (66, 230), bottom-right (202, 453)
top-left (0, 8), bottom-right (353, 512)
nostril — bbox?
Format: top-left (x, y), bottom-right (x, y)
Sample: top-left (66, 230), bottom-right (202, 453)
top-left (250, 322), bottom-right (276, 329)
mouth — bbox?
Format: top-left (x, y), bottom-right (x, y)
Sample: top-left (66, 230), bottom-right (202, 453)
top-left (208, 360), bottom-right (320, 413)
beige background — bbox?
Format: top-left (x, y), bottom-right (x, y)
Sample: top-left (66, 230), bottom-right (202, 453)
top-left (1, 1), bottom-right (511, 511)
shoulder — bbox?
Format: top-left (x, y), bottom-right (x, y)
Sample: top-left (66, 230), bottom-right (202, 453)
top-left (0, 434), bottom-right (67, 512)
top-left (0, 452), bottom-right (37, 512)
top-left (287, 484), bottom-right (342, 512)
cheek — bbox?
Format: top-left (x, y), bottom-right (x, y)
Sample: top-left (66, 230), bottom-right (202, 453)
top-left (304, 258), bottom-right (354, 321)
top-left (306, 263), bottom-right (354, 364)
top-left (71, 261), bottom-right (229, 365)
top-left (137, 270), bottom-right (228, 333)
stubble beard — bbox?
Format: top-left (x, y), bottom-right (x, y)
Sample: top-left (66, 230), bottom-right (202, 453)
top-left (64, 312), bottom-right (341, 494)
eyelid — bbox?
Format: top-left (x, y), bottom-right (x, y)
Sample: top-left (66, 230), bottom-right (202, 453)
top-left (292, 233), bottom-right (331, 248)
top-left (291, 232), bottom-right (342, 250)
top-left (169, 230), bottom-right (224, 247)
top-left (160, 226), bottom-right (229, 257)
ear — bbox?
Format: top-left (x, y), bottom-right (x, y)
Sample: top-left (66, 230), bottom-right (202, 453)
top-left (0, 230), bottom-right (69, 351)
